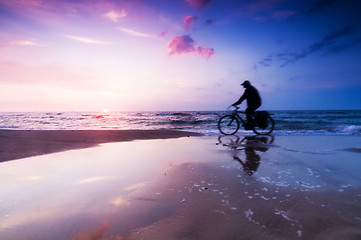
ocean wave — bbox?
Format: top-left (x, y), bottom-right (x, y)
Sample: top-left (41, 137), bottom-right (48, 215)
top-left (156, 112), bottom-right (193, 116)
top-left (172, 112), bottom-right (192, 116)
top-left (156, 113), bottom-right (174, 116)
top-left (0, 110), bottom-right (360, 135)
top-left (0, 125), bottom-right (20, 129)
top-left (327, 125), bottom-right (361, 135)
top-left (170, 120), bottom-right (204, 125)
top-left (0, 114), bottom-right (24, 117)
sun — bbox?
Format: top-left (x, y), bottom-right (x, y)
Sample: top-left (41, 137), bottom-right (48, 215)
top-left (102, 108), bottom-right (109, 113)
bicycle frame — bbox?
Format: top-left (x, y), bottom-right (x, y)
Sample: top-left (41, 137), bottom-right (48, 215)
top-left (229, 109), bottom-right (247, 126)
top-left (231, 109), bottom-right (246, 125)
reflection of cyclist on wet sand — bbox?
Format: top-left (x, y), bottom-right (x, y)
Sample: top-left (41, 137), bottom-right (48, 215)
top-left (234, 137), bottom-right (262, 176)
top-left (217, 135), bottom-right (274, 176)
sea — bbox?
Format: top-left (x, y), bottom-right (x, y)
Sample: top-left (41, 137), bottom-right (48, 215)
top-left (0, 110), bottom-right (360, 136)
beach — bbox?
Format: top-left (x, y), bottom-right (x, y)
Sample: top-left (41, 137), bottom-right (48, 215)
top-left (0, 129), bottom-right (203, 163)
top-left (0, 131), bottom-right (360, 239)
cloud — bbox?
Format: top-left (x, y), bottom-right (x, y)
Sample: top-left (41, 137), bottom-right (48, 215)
top-left (232, 0), bottom-right (295, 20)
top-left (167, 35), bottom-right (195, 55)
top-left (0, 0), bottom-right (133, 34)
top-left (103, 9), bottom-right (127, 22)
top-left (281, 24), bottom-right (358, 67)
top-left (185, 0), bottom-right (211, 10)
top-left (117, 27), bottom-right (150, 38)
top-left (65, 35), bottom-right (110, 44)
top-left (0, 40), bottom-right (38, 47)
top-left (328, 37), bottom-right (361, 53)
top-left (184, 16), bottom-right (198, 31)
top-left (195, 46), bottom-right (215, 58)
top-left (167, 35), bottom-right (215, 58)
top-left (258, 55), bottom-right (273, 67)
top-left (254, 24), bottom-right (360, 69)
top-left (158, 31), bottom-right (168, 37)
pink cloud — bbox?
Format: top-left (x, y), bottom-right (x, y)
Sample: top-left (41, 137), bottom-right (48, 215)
top-left (0, 40), bottom-right (38, 47)
top-left (65, 35), bottom-right (111, 44)
top-left (184, 16), bottom-right (198, 31)
top-left (185, 0), bottom-right (211, 10)
top-left (167, 35), bottom-right (215, 58)
top-left (195, 46), bottom-right (215, 58)
top-left (158, 31), bottom-right (168, 37)
top-left (103, 9), bottom-right (127, 22)
top-left (0, 0), bottom-right (132, 29)
top-left (117, 27), bottom-right (150, 38)
top-left (167, 35), bottom-right (195, 55)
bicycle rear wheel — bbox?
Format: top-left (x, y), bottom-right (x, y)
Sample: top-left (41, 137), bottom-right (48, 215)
top-left (253, 116), bottom-right (275, 135)
top-left (218, 115), bottom-right (240, 135)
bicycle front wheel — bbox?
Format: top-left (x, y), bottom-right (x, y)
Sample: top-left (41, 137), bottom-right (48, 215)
top-left (218, 115), bottom-right (240, 135)
top-left (253, 116), bottom-right (275, 135)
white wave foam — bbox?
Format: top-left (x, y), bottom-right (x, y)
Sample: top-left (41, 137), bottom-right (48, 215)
top-left (328, 125), bottom-right (361, 135)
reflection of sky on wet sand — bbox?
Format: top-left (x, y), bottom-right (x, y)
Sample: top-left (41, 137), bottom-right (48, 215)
top-left (0, 137), bottom-right (215, 239)
top-left (0, 136), bottom-right (361, 239)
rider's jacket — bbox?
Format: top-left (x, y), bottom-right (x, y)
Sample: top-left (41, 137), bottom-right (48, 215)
top-left (234, 85), bottom-right (261, 108)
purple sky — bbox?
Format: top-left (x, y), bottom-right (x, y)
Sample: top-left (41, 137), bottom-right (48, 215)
top-left (1, 0), bottom-right (361, 111)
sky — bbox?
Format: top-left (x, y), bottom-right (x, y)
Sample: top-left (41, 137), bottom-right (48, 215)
top-left (1, 0), bottom-right (361, 111)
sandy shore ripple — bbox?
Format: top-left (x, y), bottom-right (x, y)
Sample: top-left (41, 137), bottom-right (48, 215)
top-left (0, 129), bottom-right (203, 162)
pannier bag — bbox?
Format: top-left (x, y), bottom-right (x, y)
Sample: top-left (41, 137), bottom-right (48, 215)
top-left (255, 111), bottom-right (269, 129)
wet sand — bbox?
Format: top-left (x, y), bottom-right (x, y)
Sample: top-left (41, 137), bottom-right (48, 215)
top-left (0, 135), bottom-right (360, 239)
top-left (0, 129), bottom-right (203, 162)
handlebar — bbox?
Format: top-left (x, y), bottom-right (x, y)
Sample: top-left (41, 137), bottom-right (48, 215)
top-left (227, 105), bottom-right (239, 110)
top-left (227, 105), bottom-right (246, 114)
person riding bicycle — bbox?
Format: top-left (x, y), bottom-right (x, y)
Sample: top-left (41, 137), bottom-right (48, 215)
top-left (232, 80), bottom-right (261, 130)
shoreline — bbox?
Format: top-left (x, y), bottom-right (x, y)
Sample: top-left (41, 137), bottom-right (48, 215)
top-left (0, 129), bottom-right (203, 163)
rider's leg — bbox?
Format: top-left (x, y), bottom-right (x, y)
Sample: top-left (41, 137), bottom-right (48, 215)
top-left (246, 105), bottom-right (260, 124)
top-left (245, 107), bottom-right (255, 124)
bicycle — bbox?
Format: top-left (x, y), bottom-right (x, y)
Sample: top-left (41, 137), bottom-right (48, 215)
top-left (218, 106), bottom-right (275, 135)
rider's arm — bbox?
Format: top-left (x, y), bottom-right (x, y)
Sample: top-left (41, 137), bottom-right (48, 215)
top-left (233, 91), bottom-right (247, 106)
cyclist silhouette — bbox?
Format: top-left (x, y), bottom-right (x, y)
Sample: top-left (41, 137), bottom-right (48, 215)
top-left (232, 80), bottom-right (261, 129)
